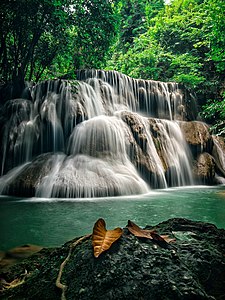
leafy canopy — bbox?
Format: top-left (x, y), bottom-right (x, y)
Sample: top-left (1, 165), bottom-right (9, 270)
top-left (106, 0), bottom-right (225, 135)
top-left (0, 0), bottom-right (118, 82)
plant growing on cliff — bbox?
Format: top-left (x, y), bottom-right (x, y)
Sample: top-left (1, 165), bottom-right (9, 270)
top-left (201, 93), bottom-right (225, 137)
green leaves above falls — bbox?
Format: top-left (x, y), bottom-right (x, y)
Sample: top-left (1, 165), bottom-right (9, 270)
top-left (0, 70), bottom-right (224, 198)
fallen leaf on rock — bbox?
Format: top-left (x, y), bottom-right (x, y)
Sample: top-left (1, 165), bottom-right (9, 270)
top-left (127, 220), bottom-right (156, 238)
top-left (160, 235), bottom-right (176, 244)
top-left (127, 220), bottom-right (175, 248)
top-left (150, 232), bottom-right (175, 248)
top-left (92, 218), bottom-right (123, 258)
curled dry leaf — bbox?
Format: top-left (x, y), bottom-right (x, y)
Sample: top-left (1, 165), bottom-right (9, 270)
top-left (149, 232), bottom-right (175, 248)
top-left (127, 220), bottom-right (175, 248)
top-left (158, 234), bottom-right (176, 244)
top-left (127, 220), bottom-right (156, 239)
top-left (92, 218), bottom-right (123, 258)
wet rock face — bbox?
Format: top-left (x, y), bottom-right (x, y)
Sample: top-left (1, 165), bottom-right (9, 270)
top-left (1, 218), bottom-right (225, 300)
top-left (120, 111), bottom-right (167, 188)
top-left (120, 111), bottom-right (195, 188)
top-left (0, 153), bottom-right (60, 197)
top-left (179, 121), bottom-right (212, 158)
top-left (193, 153), bottom-right (215, 184)
top-left (179, 121), bottom-right (225, 184)
top-left (212, 136), bottom-right (225, 178)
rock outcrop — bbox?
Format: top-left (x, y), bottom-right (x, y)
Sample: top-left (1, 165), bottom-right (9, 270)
top-left (212, 136), bottom-right (225, 178)
top-left (179, 121), bottom-right (225, 184)
top-left (193, 153), bottom-right (216, 184)
top-left (179, 121), bottom-right (212, 157)
top-left (0, 218), bottom-right (225, 300)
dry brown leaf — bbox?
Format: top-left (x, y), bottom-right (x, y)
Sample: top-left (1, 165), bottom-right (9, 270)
top-left (160, 235), bottom-right (176, 244)
top-left (150, 232), bottom-right (175, 247)
top-left (127, 220), bottom-right (156, 239)
top-left (127, 220), bottom-right (175, 248)
top-left (92, 218), bottom-right (123, 258)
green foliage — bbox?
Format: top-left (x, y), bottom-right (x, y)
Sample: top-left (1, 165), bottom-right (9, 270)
top-left (107, 32), bottom-right (160, 79)
top-left (106, 0), bottom-right (225, 135)
top-left (113, 0), bottom-right (164, 53)
top-left (169, 53), bottom-right (205, 88)
top-left (0, 0), bottom-right (224, 136)
top-left (0, 0), bottom-right (118, 82)
top-left (109, 0), bottom-right (224, 86)
top-left (71, 0), bottom-right (118, 69)
top-left (201, 94), bottom-right (225, 136)
top-left (205, 0), bottom-right (225, 73)
top-left (116, 0), bottom-right (147, 51)
top-left (0, 0), bottom-right (75, 82)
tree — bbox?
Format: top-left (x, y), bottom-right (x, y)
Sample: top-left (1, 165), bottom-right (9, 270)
top-left (106, 0), bottom-right (164, 73)
top-left (156, 0), bottom-right (225, 109)
top-left (108, 0), bottom-right (224, 93)
top-left (0, 0), bottom-right (75, 82)
top-left (0, 0), bottom-right (119, 83)
top-left (71, 0), bottom-right (119, 69)
top-left (201, 94), bottom-right (225, 137)
top-left (205, 0), bottom-right (225, 74)
top-left (113, 0), bottom-right (164, 52)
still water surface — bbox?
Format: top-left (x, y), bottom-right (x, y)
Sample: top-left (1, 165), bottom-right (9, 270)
top-left (0, 186), bottom-right (225, 251)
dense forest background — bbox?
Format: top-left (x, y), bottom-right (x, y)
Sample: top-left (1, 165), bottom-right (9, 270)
top-left (0, 0), bottom-right (224, 135)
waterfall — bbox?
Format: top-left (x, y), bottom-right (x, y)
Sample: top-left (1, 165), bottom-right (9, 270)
top-left (76, 69), bottom-right (185, 120)
top-left (151, 119), bottom-right (193, 186)
top-left (35, 116), bottom-right (149, 198)
top-left (0, 70), bottom-right (223, 198)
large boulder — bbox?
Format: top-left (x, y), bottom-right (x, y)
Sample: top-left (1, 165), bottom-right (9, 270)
top-left (179, 121), bottom-right (213, 158)
top-left (120, 111), bottom-right (167, 188)
top-left (0, 218), bottom-right (225, 299)
top-left (212, 136), bottom-right (225, 178)
top-left (193, 152), bottom-right (216, 184)
top-left (0, 153), bottom-right (64, 197)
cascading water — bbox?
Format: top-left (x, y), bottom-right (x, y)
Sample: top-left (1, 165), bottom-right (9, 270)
top-left (151, 119), bottom-right (193, 186)
top-left (0, 70), bottom-right (224, 198)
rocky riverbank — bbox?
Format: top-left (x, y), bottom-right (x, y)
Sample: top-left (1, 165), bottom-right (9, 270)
top-left (0, 218), bottom-right (225, 300)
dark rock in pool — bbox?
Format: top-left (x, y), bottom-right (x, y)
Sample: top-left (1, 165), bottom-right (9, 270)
top-left (0, 218), bottom-right (225, 299)
top-left (0, 244), bottom-right (43, 270)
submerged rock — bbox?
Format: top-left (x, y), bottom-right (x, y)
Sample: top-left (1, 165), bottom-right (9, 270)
top-left (0, 245), bottom-right (43, 270)
top-left (0, 218), bottom-right (225, 300)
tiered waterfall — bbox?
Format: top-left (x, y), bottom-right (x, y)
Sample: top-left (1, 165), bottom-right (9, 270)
top-left (0, 70), bottom-right (224, 197)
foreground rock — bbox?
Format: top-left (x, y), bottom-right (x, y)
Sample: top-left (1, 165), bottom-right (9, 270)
top-left (0, 218), bottom-right (225, 300)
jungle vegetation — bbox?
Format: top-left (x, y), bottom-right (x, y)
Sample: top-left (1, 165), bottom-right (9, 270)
top-left (0, 0), bottom-right (224, 135)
